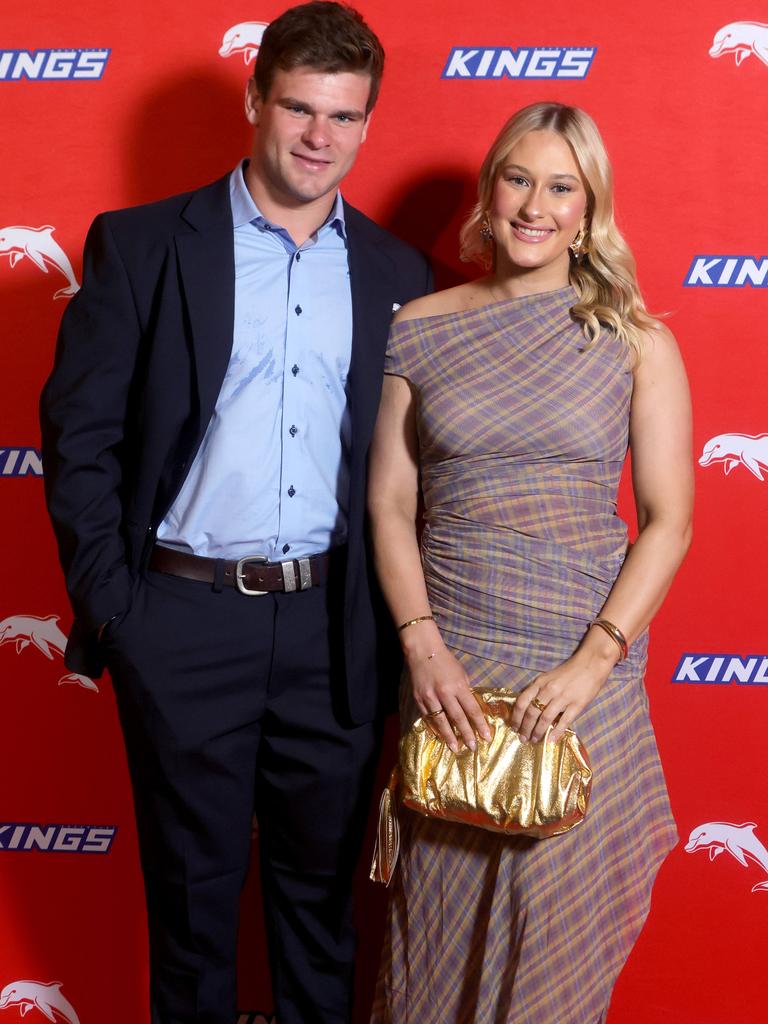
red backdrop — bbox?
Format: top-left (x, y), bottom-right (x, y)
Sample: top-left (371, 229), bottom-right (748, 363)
top-left (1, 2), bottom-right (766, 1022)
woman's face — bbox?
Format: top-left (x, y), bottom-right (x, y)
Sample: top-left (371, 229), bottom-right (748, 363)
top-left (488, 129), bottom-right (588, 283)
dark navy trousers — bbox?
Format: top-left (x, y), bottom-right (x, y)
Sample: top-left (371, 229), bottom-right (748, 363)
top-left (102, 557), bottom-right (381, 1024)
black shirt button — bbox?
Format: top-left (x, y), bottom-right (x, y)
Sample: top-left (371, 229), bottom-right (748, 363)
top-left (295, 304), bottom-right (302, 316)
top-left (287, 485), bottom-right (296, 497)
top-left (282, 543), bottom-right (291, 554)
top-left (291, 364), bottom-right (299, 376)
top-left (289, 425), bottom-right (298, 437)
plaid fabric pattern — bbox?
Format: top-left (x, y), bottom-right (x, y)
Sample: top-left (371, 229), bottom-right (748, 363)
top-left (371, 287), bottom-right (678, 1023)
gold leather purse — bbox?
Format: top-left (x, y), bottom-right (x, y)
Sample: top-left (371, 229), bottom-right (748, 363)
top-left (371, 686), bottom-right (593, 885)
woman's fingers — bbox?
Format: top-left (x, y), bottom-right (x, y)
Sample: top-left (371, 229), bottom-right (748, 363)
top-left (549, 706), bottom-right (578, 744)
top-left (419, 692), bottom-right (477, 752)
top-left (529, 700), bottom-right (566, 743)
top-left (424, 704), bottom-right (460, 751)
top-left (457, 689), bottom-right (493, 742)
top-left (440, 695), bottom-right (479, 751)
top-left (420, 681), bottom-right (576, 749)
top-left (509, 678), bottom-right (544, 735)
top-left (417, 682), bottom-right (492, 752)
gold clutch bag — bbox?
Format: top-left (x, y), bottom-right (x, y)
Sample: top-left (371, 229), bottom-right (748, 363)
top-left (371, 686), bottom-right (593, 885)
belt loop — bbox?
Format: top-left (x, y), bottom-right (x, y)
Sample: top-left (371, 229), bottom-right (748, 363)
top-left (212, 558), bottom-right (226, 593)
top-left (297, 557), bottom-right (312, 591)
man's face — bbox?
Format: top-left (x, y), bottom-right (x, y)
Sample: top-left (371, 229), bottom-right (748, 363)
top-left (245, 66), bottom-right (372, 207)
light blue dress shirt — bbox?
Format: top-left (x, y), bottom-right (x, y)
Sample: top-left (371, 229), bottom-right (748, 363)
top-left (157, 163), bottom-right (353, 560)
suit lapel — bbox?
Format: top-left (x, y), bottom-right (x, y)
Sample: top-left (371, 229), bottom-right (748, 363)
top-left (175, 174), bottom-right (235, 436)
top-left (345, 204), bottom-right (398, 457)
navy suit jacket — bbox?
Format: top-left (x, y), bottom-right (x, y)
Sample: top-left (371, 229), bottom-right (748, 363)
top-left (40, 173), bottom-right (432, 724)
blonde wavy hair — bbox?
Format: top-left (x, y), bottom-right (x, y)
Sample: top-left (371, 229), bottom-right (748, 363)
top-left (459, 102), bottom-right (659, 360)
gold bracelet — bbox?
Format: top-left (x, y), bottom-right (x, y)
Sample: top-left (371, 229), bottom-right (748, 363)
top-left (397, 614), bottom-right (435, 632)
top-left (591, 618), bottom-right (628, 661)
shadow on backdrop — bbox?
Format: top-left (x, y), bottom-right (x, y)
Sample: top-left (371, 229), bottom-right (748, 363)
top-left (379, 168), bottom-right (477, 291)
top-left (122, 67), bottom-right (251, 205)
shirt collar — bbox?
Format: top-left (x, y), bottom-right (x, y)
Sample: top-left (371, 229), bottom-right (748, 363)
top-left (229, 160), bottom-right (347, 239)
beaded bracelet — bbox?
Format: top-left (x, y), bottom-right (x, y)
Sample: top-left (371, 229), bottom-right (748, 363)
top-left (397, 614), bottom-right (435, 632)
top-left (591, 618), bottom-right (629, 661)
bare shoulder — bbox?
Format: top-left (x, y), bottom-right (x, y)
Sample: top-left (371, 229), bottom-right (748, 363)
top-left (393, 281), bottom-right (487, 325)
top-left (633, 321), bottom-right (687, 380)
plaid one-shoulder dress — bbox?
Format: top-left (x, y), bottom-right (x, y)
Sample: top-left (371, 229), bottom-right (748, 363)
top-left (370, 286), bottom-right (678, 1024)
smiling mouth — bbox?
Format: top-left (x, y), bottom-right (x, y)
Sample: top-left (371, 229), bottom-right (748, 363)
top-left (512, 222), bottom-right (554, 240)
top-left (293, 152), bottom-right (332, 170)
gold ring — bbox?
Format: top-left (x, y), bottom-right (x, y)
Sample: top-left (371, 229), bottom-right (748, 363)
top-left (531, 697), bottom-right (547, 712)
top-left (424, 707), bottom-right (445, 718)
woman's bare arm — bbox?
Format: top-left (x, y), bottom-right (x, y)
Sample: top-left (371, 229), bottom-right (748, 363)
top-left (367, 372), bottom-right (491, 751)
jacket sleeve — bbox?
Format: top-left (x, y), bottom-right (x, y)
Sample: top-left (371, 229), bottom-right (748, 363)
top-left (40, 213), bottom-right (143, 636)
top-left (423, 253), bottom-right (434, 297)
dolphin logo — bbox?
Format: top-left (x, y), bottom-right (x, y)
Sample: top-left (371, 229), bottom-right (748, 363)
top-left (710, 21), bottom-right (768, 67)
top-left (685, 821), bottom-right (768, 893)
top-left (0, 980), bottom-right (80, 1024)
top-left (218, 21), bottom-right (269, 64)
top-left (0, 225), bottom-right (79, 300)
top-left (699, 432), bottom-right (768, 481)
top-left (0, 614), bottom-right (98, 692)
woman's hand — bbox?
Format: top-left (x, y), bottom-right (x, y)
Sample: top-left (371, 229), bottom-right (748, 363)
top-left (404, 624), bottom-right (492, 753)
top-left (510, 627), bottom-right (620, 743)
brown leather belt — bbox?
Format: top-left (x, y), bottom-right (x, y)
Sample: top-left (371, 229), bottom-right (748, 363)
top-left (149, 545), bottom-right (331, 595)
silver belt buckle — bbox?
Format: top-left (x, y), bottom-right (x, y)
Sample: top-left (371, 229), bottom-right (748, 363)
top-left (235, 555), bottom-right (269, 596)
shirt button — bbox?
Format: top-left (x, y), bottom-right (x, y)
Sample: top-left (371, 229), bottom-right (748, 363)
top-left (291, 364), bottom-right (299, 376)
top-left (295, 304), bottom-right (302, 316)
top-left (287, 485), bottom-right (296, 498)
top-left (289, 425), bottom-right (298, 437)
top-left (295, 252), bottom-right (301, 261)
top-left (282, 543), bottom-right (291, 554)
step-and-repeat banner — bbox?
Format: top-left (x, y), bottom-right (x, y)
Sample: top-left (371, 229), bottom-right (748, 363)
top-left (1, 1), bottom-right (765, 1022)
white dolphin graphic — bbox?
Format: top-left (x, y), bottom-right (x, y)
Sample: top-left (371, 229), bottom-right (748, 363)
top-left (699, 432), bottom-right (768, 481)
top-left (0, 980), bottom-right (80, 1024)
top-left (0, 226), bottom-right (79, 299)
top-left (218, 22), bottom-right (269, 64)
top-left (0, 614), bottom-right (98, 692)
top-left (710, 21), bottom-right (768, 67)
top-left (685, 821), bottom-right (768, 893)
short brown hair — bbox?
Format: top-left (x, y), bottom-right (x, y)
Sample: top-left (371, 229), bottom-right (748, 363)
top-left (254, 2), bottom-right (385, 114)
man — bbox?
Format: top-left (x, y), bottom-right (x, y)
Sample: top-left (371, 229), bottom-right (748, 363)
top-left (40, 4), bottom-right (432, 1022)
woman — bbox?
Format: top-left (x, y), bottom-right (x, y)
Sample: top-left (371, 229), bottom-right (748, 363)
top-left (367, 102), bottom-right (693, 1024)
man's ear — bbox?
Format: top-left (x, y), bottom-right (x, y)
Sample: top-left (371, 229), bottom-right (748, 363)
top-left (245, 78), bottom-right (262, 127)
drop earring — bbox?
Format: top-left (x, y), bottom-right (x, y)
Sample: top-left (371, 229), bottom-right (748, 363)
top-left (569, 227), bottom-right (588, 259)
top-left (480, 216), bottom-right (493, 243)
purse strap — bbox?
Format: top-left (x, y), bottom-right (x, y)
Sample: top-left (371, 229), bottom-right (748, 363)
top-left (369, 767), bottom-right (400, 886)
